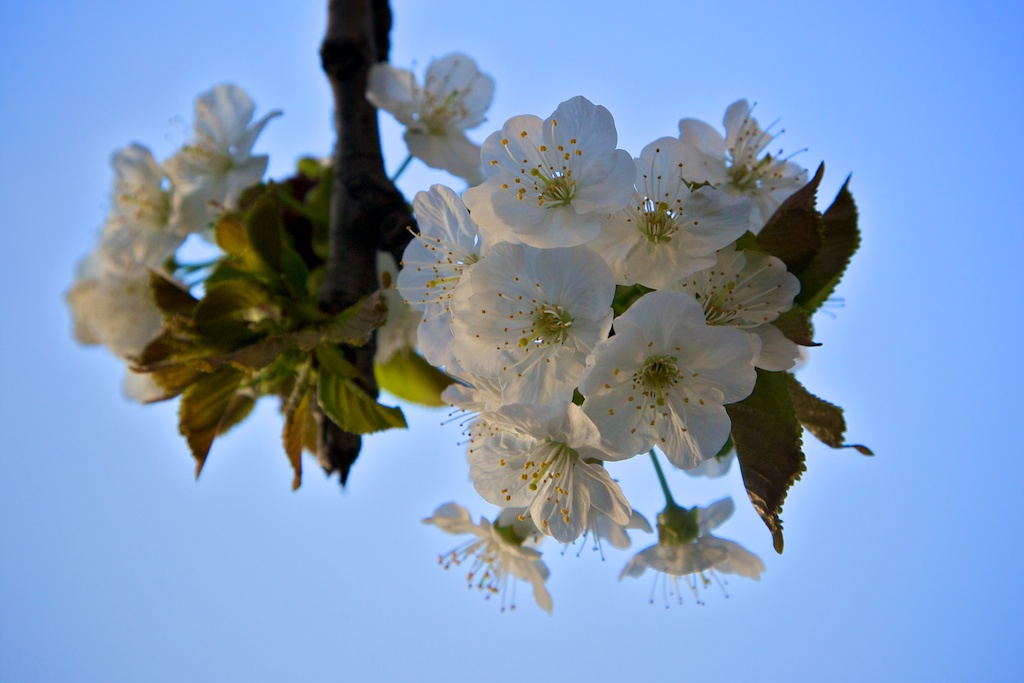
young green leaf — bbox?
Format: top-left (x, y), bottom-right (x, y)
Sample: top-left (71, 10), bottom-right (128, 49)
top-left (321, 291), bottom-right (388, 346)
top-left (246, 192), bottom-right (284, 271)
top-left (317, 366), bottom-right (407, 435)
top-left (374, 349), bottom-right (454, 407)
top-left (727, 369), bottom-right (806, 554)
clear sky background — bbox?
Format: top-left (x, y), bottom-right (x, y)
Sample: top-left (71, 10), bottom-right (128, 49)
top-left (2, 1), bottom-right (1022, 681)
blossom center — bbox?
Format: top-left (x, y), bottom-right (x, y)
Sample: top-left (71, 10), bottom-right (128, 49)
top-left (635, 354), bottom-right (680, 406)
top-left (634, 199), bottom-right (681, 244)
top-left (521, 304), bottom-right (574, 347)
top-left (531, 169), bottom-right (577, 208)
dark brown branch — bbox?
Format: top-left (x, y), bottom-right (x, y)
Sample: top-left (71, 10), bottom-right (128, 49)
top-left (315, 0), bottom-right (415, 486)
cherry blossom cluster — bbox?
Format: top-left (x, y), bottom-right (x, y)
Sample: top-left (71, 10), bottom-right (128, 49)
top-left (374, 54), bottom-right (808, 610)
top-left (67, 85), bottom-right (279, 398)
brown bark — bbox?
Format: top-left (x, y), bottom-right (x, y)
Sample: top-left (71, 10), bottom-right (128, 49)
top-left (316, 0), bottom-right (415, 485)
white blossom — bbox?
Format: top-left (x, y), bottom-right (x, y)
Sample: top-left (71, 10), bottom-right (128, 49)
top-left (679, 99), bottom-right (807, 232)
top-left (580, 291), bottom-right (756, 468)
top-left (424, 502), bottom-right (552, 613)
top-left (620, 498), bottom-right (764, 604)
top-left (367, 53), bottom-right (494, 184)
top-left (450, 242), bottom-right (614, 405)
top-left (463, 96), bottom-right (635, 248)
top-left (396, 185), bottom-right (487, 366)
top-left (674, 245), bottom-right (801, 371)
top-left (164, 84), bottom-right (280, 233)
top-left (590, 137), bottom-right (751, 288)
top-left (468, 403), bottom-right (631, 544)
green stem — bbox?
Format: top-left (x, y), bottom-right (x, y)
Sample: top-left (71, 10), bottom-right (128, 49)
top-left (648, 449), bottom-right (679, 509)
top-left (390, 154), bottom-right (413, 182)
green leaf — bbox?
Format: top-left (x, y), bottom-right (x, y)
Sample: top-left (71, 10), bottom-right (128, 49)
top-left (772, 306), bottom-right (819, 347)
top-left (612, 283), bottom-right (653, 318)
top-left (727, 369), bottom-right (806, 554)
top-left (796, 177), bottom-right (861, 313)
top-left (179, 366), bottom-right (245, 478)
top-left (314, 343), bottom-right (358, 380)
top-left (317, 365), bottom-right (407, 435)
top-left (321, 291), bottom-right (388, 346)
top-left (756, 163), bottom-right (825, 276)
top-left (297, 156), bottom-right (324, 180)
top-left (785, 374), bottom-right (873, 455)
top-left (246, 192), bottom-right (284, 271)
top-left (214, 214), bottom-right (250, 256)
top-left (374, 349), bottom-right (454, 407)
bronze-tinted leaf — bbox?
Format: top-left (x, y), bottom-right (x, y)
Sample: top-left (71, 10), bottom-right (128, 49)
top-left (283, 389), bottom-right (311, 491)
top-left (179, 366), bottom-right (245, 478)
top-left (727, 369), bottom-right (805, 554)
top-left (796, 178), bottom-right (861, 313)
top-left (772, 307), bottom-right (819, 347)
top-left (149, 271), bottom-right (198, 320)
top-left (756, 163), bottom-right (825, 276)
top-left (785, 374), bottom-right (873, 455)
top-left (192, 279), bottom-right (271, 342)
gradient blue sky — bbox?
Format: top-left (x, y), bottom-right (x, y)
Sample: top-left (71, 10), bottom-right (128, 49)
top-left (3, 1), bottom-right (1023, 681)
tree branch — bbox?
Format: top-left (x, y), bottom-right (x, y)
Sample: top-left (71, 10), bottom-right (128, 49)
top-left (316, 0), bottom-right (415, 485)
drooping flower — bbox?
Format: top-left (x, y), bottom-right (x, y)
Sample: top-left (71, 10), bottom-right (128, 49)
top-left (580, 290), bottom-right (756, 469)
top-left (396, 185), bottom-right (487, 366)
top-left (674, 245), bottom-right (801, 371)
top-left (468, 402), bottom-right (631, 544)
top-left (367, 53), bottom-right (494, 185)
top-left (620, 497), bottom-right (764, 604)
top-left (589, 137), bottom-right (751, 289)
top-left (424, 502), bottom-right (552, 613)
top-left (678, 99), bottom-right (807, 232)
top-left (583, 507), bottom-right (653, 554)
top-left (449, 242), bottom-right (614, 405)
top-left (164, 84), bottom-right (280, 233)
top-left (463, 96), bottom-right (636, 248)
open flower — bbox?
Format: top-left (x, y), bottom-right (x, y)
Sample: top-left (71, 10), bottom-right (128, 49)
top-left (620, 497), bottom-right (764, 604)
top-left (367, 53), bottom-right (494, 184)
top-left (580, 290), bottom-right (756, 468)
top-left (164, 84), bottom-right (280, 233)
top-left (463, 96), bottom-right (635, 248)
top-left (450, 242), bottom-right (614, 405)
top-left (590, 137), bottom-right (751, 289)
top-left (678, 99), bottom-right (807, 232)
top-left (396, 185), bottom-right (487, 366)
top-left (674, 245), bottom-right (801, 371)
top-left (424, 502), bottom-right (552, 613)
top-left (468, 402), bottom-right (631, 544)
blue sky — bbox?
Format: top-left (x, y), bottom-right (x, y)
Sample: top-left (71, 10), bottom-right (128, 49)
top-left (2, 1), bottom-right (1023, 681)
